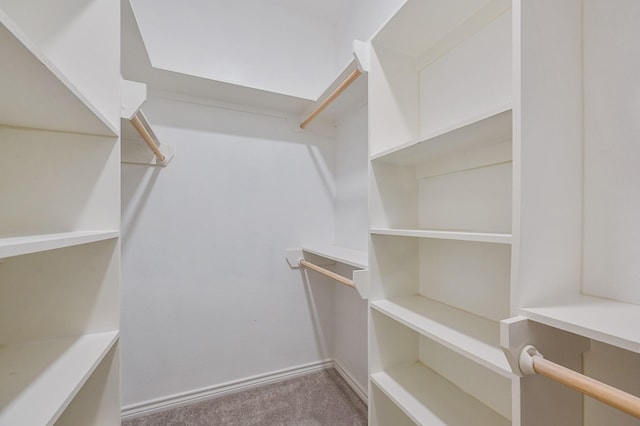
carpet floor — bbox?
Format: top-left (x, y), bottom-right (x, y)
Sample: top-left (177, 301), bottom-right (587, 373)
top-left (121, 369), bottom-right (367, 426)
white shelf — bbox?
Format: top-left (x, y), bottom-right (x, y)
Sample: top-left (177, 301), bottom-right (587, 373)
top-left (0, 12), bottom-right (117, 136)
top-left (302, 244), bottom-right (367, 269)
top-left (371, 106), bottom-right (512, 165)
top-left (372, 0), bottom-right (511, 62)
top-left (371, 362), bottom-right (509, 426)
top-left (0, 331), bottom-right (119, 425)
top-left (298, 58), bottom-right (367, 129)
top-left (371, 296), bottom-right (512, 377)
top-left (521, 295), bottom-right (640, 354)
top-left (0, 231), bottom-right (119, 259)
top-left (370, 228), bottom-right (512, 244)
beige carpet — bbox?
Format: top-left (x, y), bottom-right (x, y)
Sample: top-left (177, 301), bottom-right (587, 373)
top-left (122, 369), bottom-right (367, 425)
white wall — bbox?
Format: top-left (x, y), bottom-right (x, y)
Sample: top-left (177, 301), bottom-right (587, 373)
top-left (129, 0), bottom-right (337, 100)
top-left (582, 0), bottom-right (640, 304)
top-left (334, 0), bottom-right (406, 69)
top-left (332, 103), bottom-right (369, 395)
top-left (120, 95), bottom-right (338, 406)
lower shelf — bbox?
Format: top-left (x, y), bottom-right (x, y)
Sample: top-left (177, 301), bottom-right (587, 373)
top-left (371, 296), bottom-right (512, 377)
top-left (521, 294), bottom-right (640, 354)
top-left (370, 362), bottom-right (510, 426)
top-left (0, 331), bottom-right (119, 425)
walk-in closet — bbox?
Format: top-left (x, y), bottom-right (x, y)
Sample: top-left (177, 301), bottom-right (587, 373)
top-left (1, 0), bottom-right (639, 425)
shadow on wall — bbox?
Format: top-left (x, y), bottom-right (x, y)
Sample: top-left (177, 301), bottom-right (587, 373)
top-left (300, 270), bottom-right (334, 359)
top-left (121, 165), bottom-right (161, 257)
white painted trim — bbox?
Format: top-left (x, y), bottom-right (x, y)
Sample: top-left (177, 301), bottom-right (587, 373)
top-left (148, 88), bottom-right (297, 122)
top-left (121, 359), bottom-right (335, 420)
top-left (333, 359), bottom-right (368, 404)
top-left (145, 89), bottom-right (339, 139)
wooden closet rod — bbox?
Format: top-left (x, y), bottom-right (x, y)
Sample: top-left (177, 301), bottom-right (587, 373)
top-left (519, 345), bottom-right (640, 419)
top-left (130, 111), bottom-right (166, 162)
top-left (299, 259), bottom-right (355, 289)
top-left (299, 68), bottom-right (362, 129)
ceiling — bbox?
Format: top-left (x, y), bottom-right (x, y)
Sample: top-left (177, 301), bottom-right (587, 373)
top-left (120, 0), bottom-right (403, 120)
top-left (262, 0), bottom-right (350, 25)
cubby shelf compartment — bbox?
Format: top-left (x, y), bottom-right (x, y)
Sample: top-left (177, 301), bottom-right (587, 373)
top-left (0, 231), bottom-right (119, 259)
top-left (370, 228), bottom-right (511, 244)
top-left (370, 106), bottom-right (512, 165)
top-left (0, 12), bottom-right (116, 136)
top-left (302, 244), bottom-right (367, 269)
top-left (521, 295), bottom-right (640, 354)
top-left (371, 296), bottom-right (512, 377)
top-left (0, 331), bottom-right (119, 425)
top-left (371, 362), bottom-right (510, 426)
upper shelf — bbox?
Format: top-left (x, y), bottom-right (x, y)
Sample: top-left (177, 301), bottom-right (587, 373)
top-left (0, 331), bottom-right (119, 425)
top-left (370, 228), bottom-right (512, 244)
top-left (297, 58), bottom-right (367, 130)
top-left (302, 244), bottom-right (367, 269)
top-left (372, 0), bottom-right (511, 64)
top-left (0, 231), bottom-right (119, 259)
top-left (521, 295), bottom-right (640, 354)
top-left (371, 106), bottom-right (512, 165)
top-left (0, 12), bottom-right (117, 136)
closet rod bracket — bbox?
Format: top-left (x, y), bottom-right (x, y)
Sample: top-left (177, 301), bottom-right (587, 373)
top-left (518, 344), bottom-right (542, 376)
top-left (500, 316), bottom-right (590, 378)
top-left (518, 345), bottom-right (640, 419)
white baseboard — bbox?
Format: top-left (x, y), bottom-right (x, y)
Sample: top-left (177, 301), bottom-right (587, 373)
top-left (121, 359), bottom-right (336, 420)
top-left (333, 360), bottom-right (368, 404)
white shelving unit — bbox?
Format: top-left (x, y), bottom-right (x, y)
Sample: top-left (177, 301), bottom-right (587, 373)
top-left (0, 0), bottom-right (121, 424)
top-left (369, 0), bottom-right (640, 423)
top-left (367, 0), bottom-right (514, 424)
top-left (497, 1), bottom-right (640, 425)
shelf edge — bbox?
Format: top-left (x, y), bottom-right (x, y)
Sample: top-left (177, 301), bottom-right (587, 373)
top-left (0, 331), bottom-right (120, 425)
top-left (370, 228), bottom-right (512, 244)
top-left (370, 104), bottom-right (512, 163)
top-left (0, 230), bottom-right (120, 259)
top-left (520, 304), bottom-right (640, 354)
top-left (301, 245), bottom-right (368, 269)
